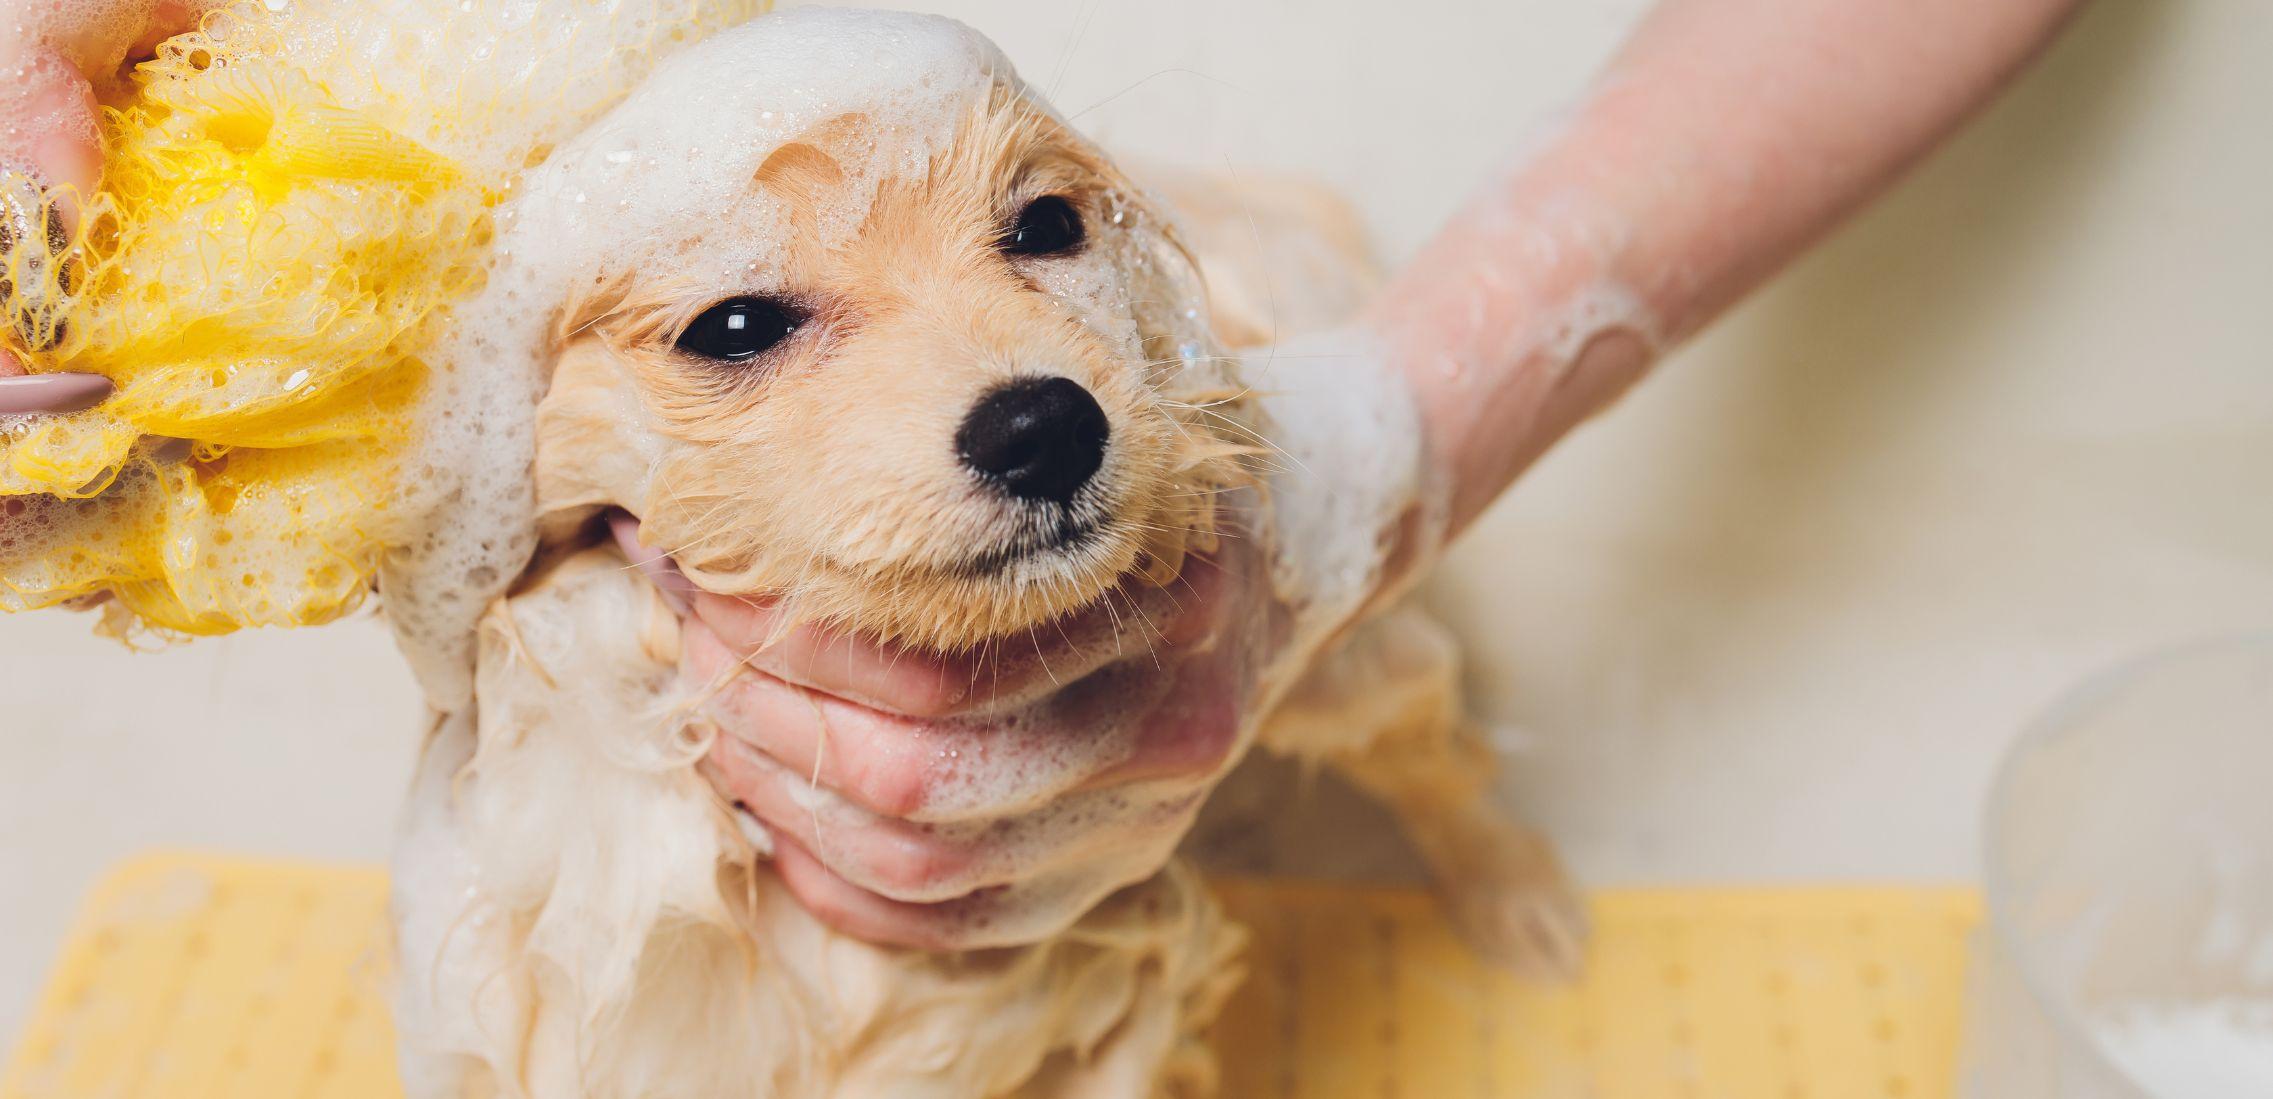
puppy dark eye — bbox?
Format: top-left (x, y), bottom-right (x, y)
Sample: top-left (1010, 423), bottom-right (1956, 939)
top-left (676, 296), bottom-right (801, 363)
top-left (1002, 195), bottom-right (1086, 257)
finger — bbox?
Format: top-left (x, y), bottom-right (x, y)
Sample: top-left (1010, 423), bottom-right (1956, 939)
top-left (1077, 649), bottom-right (1246, 790)
top-left (767, 832), bottom-right (995, 951)
top-left (692, 607), bottom-right (1243, 822)
top-left (692, 621), bottom-right (1194, 822)
top-left (0, 46), bottom-right (101, 199)
top-left (714, 737), bottom-right (1215, 906)
top-left (688, 552), bottom-right (1227, 719)
top-left (708, 749), bottom-right (989, 903)
top-left (689, 630), bottom-right (951, 819)
top-left (688, 590), bottom-right (999, 718)
top-left (692, 589), bottom-right (971, 718)
top-left (18, 1), bottom-right (204, 102)
top-left (7, 0), bottom-right (213, 198)
top-left (0, 371), bottom-right (111, 413)
top-left (770, 828), bottom-right (1193, 951)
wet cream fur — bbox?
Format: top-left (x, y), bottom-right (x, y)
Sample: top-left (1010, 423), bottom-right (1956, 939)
top-left (391, 13), bottom-right (1577, 1098)
top-left (533, 86), bottom-right (1252, 652)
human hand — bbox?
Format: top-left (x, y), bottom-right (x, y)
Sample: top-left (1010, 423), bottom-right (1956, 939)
top-left (0, 0), bottom-right (207, 408)
top-left (662, 510), bottom-right (1287, 952)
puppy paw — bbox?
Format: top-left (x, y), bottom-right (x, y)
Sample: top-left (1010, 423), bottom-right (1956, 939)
top-left (1429, 820), bottom-right (1590, 981)
top-left (1441, 867), bottom-right (1590, 981)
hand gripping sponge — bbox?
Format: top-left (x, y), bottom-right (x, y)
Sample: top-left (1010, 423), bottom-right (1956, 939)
top-left (0, 0), bottom-right (762, 637)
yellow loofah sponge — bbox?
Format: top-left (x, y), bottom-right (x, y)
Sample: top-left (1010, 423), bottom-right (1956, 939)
top-left (0, 18), bottom-right (486, 634)
top-left (0, 0), bottom-right (763, 637)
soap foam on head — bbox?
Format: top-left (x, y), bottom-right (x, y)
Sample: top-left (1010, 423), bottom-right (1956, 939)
top-left (482, 7), bottom-right (1011, 297)
top-left (384, 7), bottom-right (1022, 703)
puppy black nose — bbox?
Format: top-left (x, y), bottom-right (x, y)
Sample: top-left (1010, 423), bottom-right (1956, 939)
top-left (956, 376), bottom-right (1110, 505)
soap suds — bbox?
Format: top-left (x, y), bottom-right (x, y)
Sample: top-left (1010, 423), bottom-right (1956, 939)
top-left (1244, 328), bottom-right (1426, 664)
top-left (2093, 998), bottom-right (2273, 1098)
top-left (0, 0), bottom-right (763, 699)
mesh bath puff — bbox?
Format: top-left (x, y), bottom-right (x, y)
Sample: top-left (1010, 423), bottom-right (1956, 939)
top-left (0, 0), bottom-right (763, 637)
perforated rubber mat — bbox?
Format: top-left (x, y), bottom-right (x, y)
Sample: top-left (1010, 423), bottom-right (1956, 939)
top-left (2, 855), bottom-right (1978, 1099)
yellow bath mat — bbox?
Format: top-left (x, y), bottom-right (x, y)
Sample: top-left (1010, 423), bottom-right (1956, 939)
top-left (1, 855), bottom-right (1977, 1099)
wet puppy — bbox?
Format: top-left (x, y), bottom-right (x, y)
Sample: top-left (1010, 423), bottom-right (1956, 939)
top-left (536, 101), bottom-right (1247, 658)
top-left (392, 10), bottom-right (1576, 1098)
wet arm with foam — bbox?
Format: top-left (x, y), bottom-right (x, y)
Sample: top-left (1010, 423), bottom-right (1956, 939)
top-left (1369, 0), bottom-right (2083, 561)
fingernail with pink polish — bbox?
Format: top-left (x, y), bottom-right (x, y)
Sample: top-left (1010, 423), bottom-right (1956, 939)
top-left (0, 371), bottom-right (109, 414)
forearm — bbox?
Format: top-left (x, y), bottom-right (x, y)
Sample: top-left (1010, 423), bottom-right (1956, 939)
top-left (1373, 0), bottom-right (2082, 545)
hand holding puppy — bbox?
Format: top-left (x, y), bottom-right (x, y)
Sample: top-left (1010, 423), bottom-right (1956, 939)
top-left (695, 0), bottom-right (2082, 949)
top-left (684, 515), bottom-right (1281, 951)
top-left (0, 0), bottom-right (207, 407)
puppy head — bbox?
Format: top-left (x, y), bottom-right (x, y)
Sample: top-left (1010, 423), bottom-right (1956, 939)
top-left (529, 12), bottom-right (1254, 651)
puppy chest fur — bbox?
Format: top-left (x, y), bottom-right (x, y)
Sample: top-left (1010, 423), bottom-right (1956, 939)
top-left (393, 552), bottom-right (1246, 1099)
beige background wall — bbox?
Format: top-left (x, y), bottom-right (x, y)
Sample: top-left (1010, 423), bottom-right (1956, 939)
top-left (5, 0), bottom-right (2268, 1042)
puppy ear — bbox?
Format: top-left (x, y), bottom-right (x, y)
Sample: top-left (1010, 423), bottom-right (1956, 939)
top-left (1138, 166), bottom-right (1384, 350)
top-left (532, 337), bottom-right (674, 540)
top-left (752, 113), bottom-right (869, 242)
top-left (1104, 180), bottom-right (1270, 587)
top-left (1111, 185), bottom-right (1225, 402)
top-left (754, 141), bottom-right (844, 206)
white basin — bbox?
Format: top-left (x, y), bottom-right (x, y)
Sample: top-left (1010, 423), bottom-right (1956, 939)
top-left (1962, 635), bottom-right (2273, 1097)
